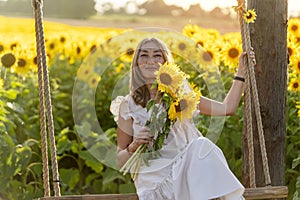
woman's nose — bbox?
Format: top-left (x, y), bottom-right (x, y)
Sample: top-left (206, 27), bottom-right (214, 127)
top-left (146, 56), bottom-right (155, 64)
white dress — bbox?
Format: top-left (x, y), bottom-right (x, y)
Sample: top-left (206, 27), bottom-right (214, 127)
top-left (110, 95), bottom-right (245, 200)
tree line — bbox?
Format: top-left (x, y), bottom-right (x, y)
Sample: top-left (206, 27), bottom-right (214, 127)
top-left (0, 0), bottom-right (233, 19)
top-left (0, 0), bottom-right (97, 19)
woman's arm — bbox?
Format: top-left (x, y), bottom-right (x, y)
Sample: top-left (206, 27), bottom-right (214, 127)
top-left (116, 102), bottom-right (154, 167)
top-left (116, 114), bottom-right (134, 167)
top-left (198, 79), bottom-right (244, 116)
top-left (198, 50), bottom-right (255, 116)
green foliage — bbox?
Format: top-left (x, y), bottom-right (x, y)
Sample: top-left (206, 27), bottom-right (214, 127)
top-left (0, 45), bottom-right (299, 200)
top-left (285, 92), bottom-right (300, 200)
top-left (0, 55), bottom-right (135, 199)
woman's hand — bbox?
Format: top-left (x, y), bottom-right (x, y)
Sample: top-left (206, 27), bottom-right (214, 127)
top-left (236, 47), bottom-right (256, 77)
top-left (127, 126), bottom-right (153, 154)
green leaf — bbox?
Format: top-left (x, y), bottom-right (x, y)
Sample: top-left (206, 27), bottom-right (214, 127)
top-left (292, 156), bottom-right (300, 169)
top-left (78, 150), bottom-right (104, 173)
top-left (119, 182), bottom-right (136, 193)
top-left (4, 89), bottom-right (18, 100)
top-left (15, 145), bottom-right (32, 171)
top-left (293, 176), bottom-right (300, 200)
top-left (146, 99), bottom-right (154, 111)
top-left (56, 136), bottom-right (73, 154)
top-left (102, 168), bottom-right (125, 185)
top-left (59, 168), bottom-right (80, 190)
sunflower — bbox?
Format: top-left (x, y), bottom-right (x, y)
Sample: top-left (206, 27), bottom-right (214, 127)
top-left (121, 47), bottom-right (135, 63)
top-left (77, 65), bottom-right (94, 82)
top-left (221, 40), bottom-right (242, 70)
top-left (171, 92), bottom-right (199, 121)
top-left (115, 63), bottom-right (124, 74)
top-left (192, 35), bottom-right (205, 48)
top-left (243, 9), bottom-right (257, 23)
top-left (119, 42), bottom-right (136, 63)
top-left (182, 24), bottom-right (201, 38)
top-left (0, 78), bottom-right (4, 89)
top-left (168, 100), bottom-right (179, 121)
top-left (1, 52), bottom-right (16, 68)
top-left (296, 102), bottom-right (300, 117)
top-left (189, 82), bottom-right (202, 100)
top-left (287, 38), bottom-right (300, 62)
top-left (288, 78), bottom-right (300, 92)
top-left (196, 43), bottom-right (220, 69)
top-left (290, 57), bottom-right (300, 74)
top-left (87, 73), bottom-right (101, 88)
top-left (155, 62), bottom-right (185, 96)
top-left (45, 37), bottom-right (60, 56)
top-left (13, 57), bottom-right (32, 75)
top-left (12, 48), bottom-right (34, 75)
top-left (0, 43), bottom-right (4, 54)
top-left (170, 36), bottom-right (196, 60)
top-left (288, 18), bottom-right (300, 35)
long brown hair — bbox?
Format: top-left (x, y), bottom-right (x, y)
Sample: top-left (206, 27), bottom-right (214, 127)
top-left (130, 37), bottom-right (174, 107)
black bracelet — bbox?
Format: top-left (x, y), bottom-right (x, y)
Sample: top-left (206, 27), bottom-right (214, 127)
top-left (234, 76), bottom-right (245, 82)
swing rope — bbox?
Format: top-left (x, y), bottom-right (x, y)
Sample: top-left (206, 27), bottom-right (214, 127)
top-left (32, 0), bottom-right (61, 197)
top-left (235, 0), bottom-right (271, 188)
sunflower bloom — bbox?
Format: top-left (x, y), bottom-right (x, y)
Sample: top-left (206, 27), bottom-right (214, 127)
top-left (296, 102), bottom-right (300, 117)
top-left (243, 9), bottom-right (257, 23)
top-left (182, 24), bottom-right (201, 38)
top-left (168, 100), bottom-right (179, 121)
top-left (0, 78), bottom-right (4, 89)
top-left (174, 92), bottom-right (199, 121)
top-left (1, 52), bottom-right (16, 68)
top-left (171, 36), bottom-right (196, 60)
top-left (189, 82), bottom-right (202, 100)
top-left (77, 66), bottom-right (93, 82)
top-left (221, 41), bottom-right (242, 70)
top-left (13, 57), bottom-right (32, 75)
top-left (291, 57), bottom-right (300, 74)
top-left (88, 73), bottom-right (101, 88)
top-left (288, 18), bottom-right (300, 35)
top-left (288, 78), bottom-right (300, 92)
top-left (155, 62), bottom-right (185, 96)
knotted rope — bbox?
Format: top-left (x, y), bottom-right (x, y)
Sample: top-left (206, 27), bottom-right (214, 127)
top-left (32, 0), bottom-right (61, 197)
top-left (235, 0), bottom-right (271, 188)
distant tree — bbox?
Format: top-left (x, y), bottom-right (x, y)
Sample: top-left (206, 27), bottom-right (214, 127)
top-left (139, 0), bottom-right (172, 16)
top-left (0, 0), bottom-right (32, 15)
top-left (44, 0), bottom-right (97, 19)
top-left (183, 4), bottom-right (207, 17)
top-left (209, 7), bottom-right (229, 19)
top-left (0, 0), bottom-right (97, 19)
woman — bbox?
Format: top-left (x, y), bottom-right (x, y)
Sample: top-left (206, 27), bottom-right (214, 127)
top-left (110, 37), bottom-right (256, 200)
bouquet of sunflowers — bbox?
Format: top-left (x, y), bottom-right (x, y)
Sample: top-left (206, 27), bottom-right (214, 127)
top-left (120, 62), bottom-right (201, 180)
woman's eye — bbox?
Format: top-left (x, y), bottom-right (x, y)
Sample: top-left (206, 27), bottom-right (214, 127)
top-left (154, 54), bottom-right (162, 57)
top-left (140, 54), bottom-right (147, 57)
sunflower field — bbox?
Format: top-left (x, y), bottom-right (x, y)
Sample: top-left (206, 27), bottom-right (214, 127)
top-left (0, 15), bottom-right (300, 200)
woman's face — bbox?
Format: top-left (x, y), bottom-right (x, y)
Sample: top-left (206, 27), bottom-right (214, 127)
top-left (137, 41), bottom-right (165, 82)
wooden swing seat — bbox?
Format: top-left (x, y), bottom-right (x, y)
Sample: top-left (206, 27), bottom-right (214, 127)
top-left (37, 186), bottom-right (288, 200)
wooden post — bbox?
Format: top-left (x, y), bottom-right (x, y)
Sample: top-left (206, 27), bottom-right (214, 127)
top-left (242, 0), bottom-right (288, 198)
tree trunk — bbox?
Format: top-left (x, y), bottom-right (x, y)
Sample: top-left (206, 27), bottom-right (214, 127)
top-left (242, 0), bottom-right (288, 198)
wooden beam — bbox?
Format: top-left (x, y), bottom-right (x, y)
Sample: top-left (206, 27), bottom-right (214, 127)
top-left (38, 194), bottom-right (138, 200)
top-left (243, 186), bottom-right (288, 199)
top-left (37, 186), bottom-right (288, 200)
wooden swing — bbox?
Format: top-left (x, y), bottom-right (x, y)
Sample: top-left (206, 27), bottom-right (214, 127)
top-left (32, 0), bottom-right (288, 199)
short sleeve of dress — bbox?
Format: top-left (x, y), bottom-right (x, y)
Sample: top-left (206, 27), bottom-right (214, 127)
top-left (110, 95), bottom-right (132, 123)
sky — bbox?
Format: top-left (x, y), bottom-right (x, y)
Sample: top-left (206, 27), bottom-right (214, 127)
top-left (95, 0), bottom-right (300, 16)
